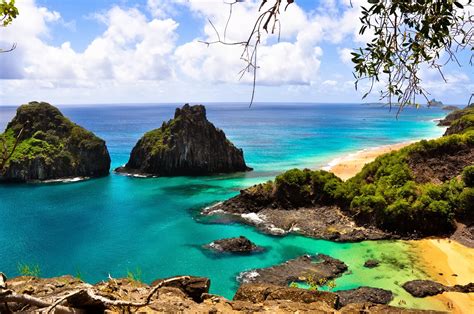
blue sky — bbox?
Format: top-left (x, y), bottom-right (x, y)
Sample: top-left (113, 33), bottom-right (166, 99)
top-left (0, 0), bottom-right (472, 105)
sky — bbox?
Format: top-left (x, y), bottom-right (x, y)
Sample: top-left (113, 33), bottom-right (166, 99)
top-left (0, 0), bottom-right (472, 106)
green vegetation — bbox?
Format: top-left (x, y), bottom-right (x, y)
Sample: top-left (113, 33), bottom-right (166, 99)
top-left (0, 0), bottom-right (18, 27)
top-left (289, 275), bottom-right (336, 292)
top-left (17, 262), bottom-right (41, 277)
top-left (141, 117), bottom-right (181, 154)
top-left (126, 267), bottom-right (143, 282)
top-left (0, 102), bottom-right (104, 169)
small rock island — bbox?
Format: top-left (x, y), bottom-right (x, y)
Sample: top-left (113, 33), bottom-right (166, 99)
top-left (0, 101), bottom-right (111, 182)
top-left (116, 104), bottom-right (252, 176)
top-left (204, 236), bottom-right (263, 254)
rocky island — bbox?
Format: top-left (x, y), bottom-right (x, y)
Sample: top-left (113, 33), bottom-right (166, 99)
top-left (116, 104), bottom-right (252, 176)
top-left (203, 236), bottom-right (263, 254)
top-left (0, 102), bottom-right (111, 182)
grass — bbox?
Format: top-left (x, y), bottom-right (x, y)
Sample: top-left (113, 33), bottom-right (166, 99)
top-left (17, 262), bottom-right (41, 277)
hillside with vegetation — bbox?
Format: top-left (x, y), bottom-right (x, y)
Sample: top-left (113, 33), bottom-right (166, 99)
top-left (0, 102), bottom-right (111, 182)
top-left (208, 105), bottom-right (474, 241)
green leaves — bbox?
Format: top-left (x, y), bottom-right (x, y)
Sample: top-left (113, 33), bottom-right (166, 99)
top-left (0, 0), bottom-right (19, 27)
top-left (352, 0), bottom-right (472, 112)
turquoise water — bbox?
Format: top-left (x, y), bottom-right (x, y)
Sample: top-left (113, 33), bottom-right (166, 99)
top-left (0, 103), bottom-right (448, 308)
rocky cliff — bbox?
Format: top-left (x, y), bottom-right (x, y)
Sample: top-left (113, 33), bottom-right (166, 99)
top-left (0, 101), bottom-right (111, 182)
top-left (0, 273), bottom-right (442, 313)
top-left (116, 104), bottom-right (252, 176)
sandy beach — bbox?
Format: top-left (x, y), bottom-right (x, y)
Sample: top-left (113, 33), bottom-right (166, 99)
top-left (410, 239), bottom-right (474, 313)
top-left (326, 141), bottom-right (474, 312)
top-left (324, 141), bottom-right (414, 180)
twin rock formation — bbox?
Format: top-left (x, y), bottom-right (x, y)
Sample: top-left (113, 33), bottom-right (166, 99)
top-left (0, 102), bottom-right (250, 182)
top-left (116, 104), bottom-right (251, 176)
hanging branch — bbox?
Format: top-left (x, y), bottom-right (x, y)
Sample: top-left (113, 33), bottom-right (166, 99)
top-left (201, 0), bottom-right (293, 107)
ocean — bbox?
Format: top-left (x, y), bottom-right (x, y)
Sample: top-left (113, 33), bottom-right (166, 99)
top-left (0, 103), bottom-right (448, 309)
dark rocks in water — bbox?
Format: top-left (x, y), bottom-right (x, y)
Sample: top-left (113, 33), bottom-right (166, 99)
top-left (442, 105), bottom-right (459, 111)
top-left (364, 259), bottom-right (380, 268)
top-left (402, 280), bottom-right (474, 298)
top-left (204, 236), bottom-right (263, 254)
top-left (237, 254), bottom-right (347, 286)
top-left (151, 276), bottom-right (210, 302)
top-left (0, 101), bottom-right (110, 182)
top-left (116, 104), bottom-right (252, 176)
top-left (336, 287), bottom-right (393, 307)
top-left (402, 280), bottom-right (447, 297)
top-left (233, 283), bottom-right (339, 308)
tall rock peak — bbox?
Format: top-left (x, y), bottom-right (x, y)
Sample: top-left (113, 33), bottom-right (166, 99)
top-left (116, 104), bottom-right (252, 176)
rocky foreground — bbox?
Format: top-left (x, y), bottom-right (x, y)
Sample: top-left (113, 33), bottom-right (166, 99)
top-left (0, 273), bottom-right (450, 313)
top-left (0, 102), bottom-right (111, 182)
top-left (116, 104), bottom-right (252, 177)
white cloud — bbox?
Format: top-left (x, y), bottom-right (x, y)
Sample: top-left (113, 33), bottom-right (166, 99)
top-left (338, 47), bottom-right (353, 65)
top-left (0, 1), bottom-right (179, 81)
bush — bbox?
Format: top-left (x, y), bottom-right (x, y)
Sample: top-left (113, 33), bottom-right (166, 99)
top-left (351, 195), bottom-right (387, 214)
top-left (459, 188), bottom-right (474, 215)
top-left (462, 166), bottom-right (474, 187)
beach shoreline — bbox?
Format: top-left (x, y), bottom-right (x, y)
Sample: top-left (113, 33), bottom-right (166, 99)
top-left (322, 141), bottom-right (415, 180)
top-left (409, 239), bottom-right (474, 313)
top-left (323, 137), bottom-right (473, 313)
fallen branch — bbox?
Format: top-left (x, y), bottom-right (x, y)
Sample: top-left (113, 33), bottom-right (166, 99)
top-left (0, 275), bottom-right (191, 313)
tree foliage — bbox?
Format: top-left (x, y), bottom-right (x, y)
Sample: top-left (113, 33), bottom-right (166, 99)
top-left (352, 0), bottom-right (473, 112)
top-left (0, 0), bottom-right (18, 26)
top-left (0, 0), bottom-right (18, 53)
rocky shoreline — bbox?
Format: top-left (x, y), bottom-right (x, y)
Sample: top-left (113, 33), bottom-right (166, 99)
top-left (203, 202), bottom-right (397, 242)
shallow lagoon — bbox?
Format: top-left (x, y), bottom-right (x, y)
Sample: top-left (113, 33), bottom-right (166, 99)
top-left (0, 103), bottom-right (447, 309)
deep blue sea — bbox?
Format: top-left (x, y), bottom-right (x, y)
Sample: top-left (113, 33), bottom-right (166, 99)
top-left (0, 103), bottom-right (449, 309)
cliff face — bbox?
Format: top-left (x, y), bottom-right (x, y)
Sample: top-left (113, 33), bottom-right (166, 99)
top-left (116, 104), bottom-right (251, 176)
top-left (0, 101), bottom-right (111, 182)
top-left (438, 103), bottom-right (474, 135)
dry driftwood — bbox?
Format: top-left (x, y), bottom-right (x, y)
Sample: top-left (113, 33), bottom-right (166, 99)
top-left (0, 273), bottom-right (191, 313)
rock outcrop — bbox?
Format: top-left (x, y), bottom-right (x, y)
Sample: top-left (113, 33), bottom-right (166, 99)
top-left (336, 287), bottom-right (393, 307)
top-left (237, 254), bottom-right (348, 286)
top-left (204, 236), bottom-right (263, 254)
top-left (363, 259), bottom-right (380, 268)
top-left (116, 104), bottom-right (252, 176)
top-left (402, 280), bottom-right (474, 298)
top-left (233, 283), bottom-right (338, 308)
top-left (0, 101), bottom-right (110, 182)
top-left (1, 274), bottom-right (439, 313)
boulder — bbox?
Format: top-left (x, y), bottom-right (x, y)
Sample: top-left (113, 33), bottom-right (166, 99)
top-left (151, 276), bottom-right (210, 302)
top-left (233, 283), bottom-right (339, 308)
top-left (336, 287), bottom-right (393, 307)
top-left (0, 101), bottom-right (110, 182)
top-left (204, 236), bottom-right (263, 253)
top-left (116, 104), bottom-right (252, 176)
top-left (363, 259), bottom-right (380, 268)
top-left (402, 280), bottom-right (474, 298)
top-left (237, 254), bottom-right (347, 286)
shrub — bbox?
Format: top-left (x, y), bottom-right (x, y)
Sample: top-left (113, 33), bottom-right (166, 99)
top-left (462, 166), bottom-right (474, 187)
top-left (459, 188), bottom-right (474, 216)
top-left (351, 195), bottom-right (387, 214)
